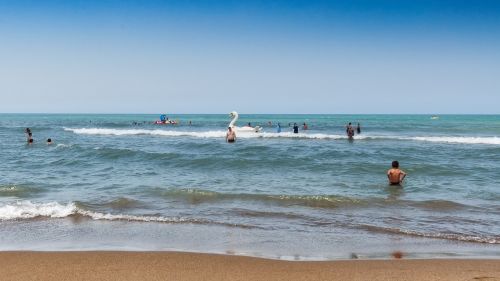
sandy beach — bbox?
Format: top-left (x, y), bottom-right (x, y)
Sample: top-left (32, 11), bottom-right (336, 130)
top-left (0, 251), bottom-right (498, 281)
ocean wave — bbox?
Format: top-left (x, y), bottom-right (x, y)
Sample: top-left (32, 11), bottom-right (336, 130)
top-left (65, 127), bottom-right (351, 139)
top-left (55, 143), bottom-right (72, 148)
top-left (359, 224), bottom-right (500, 244)
top-left (0, 201), bottom-right (75, 219)
top-left (0, 185), bottom-right (44, 198)
top-left (64, 128), bottom-right (500, 144)
top-left (105, 197), bottom-right (141, 209)
top-left (154, 188), bottom-right (472, 207)
top-left (365, 135), bottom-right (500, 145)
top-left (402, 136), bottom-right (500, 145)
top-left (232, 208), bottom-right (312, 220)
top-left (153, 188), bottom-right (488, 212)
top-left (64, 128), bottom-right (227, 138)
top-left (149, 188), bottom-right (476, 211)
top-left (409, 200), bottom-right (469, 210)
top-left (0, 201), bottom-right (255, 229)
top-left (152, 188), bottom-right (361, 208)
top-left (76, 197), bottom-right (141, 210)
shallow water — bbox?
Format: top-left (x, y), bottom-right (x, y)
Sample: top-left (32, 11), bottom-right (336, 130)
top-left (1, 114), bottom-right (499, 259)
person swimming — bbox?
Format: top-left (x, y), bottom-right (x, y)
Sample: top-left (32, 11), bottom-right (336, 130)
top-left (47, 138), bottom-right (52, 145)
top-left (293, 123), bottom-right (299, 134)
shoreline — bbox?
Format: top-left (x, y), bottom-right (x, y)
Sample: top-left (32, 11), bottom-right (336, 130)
top-left (1, 218), bottom-right (499, 261)
top-left (0, 251), bottom-right (499, 281)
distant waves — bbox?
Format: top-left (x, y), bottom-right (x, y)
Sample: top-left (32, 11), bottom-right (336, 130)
top-left (64, 127), bottom-right (500, 145)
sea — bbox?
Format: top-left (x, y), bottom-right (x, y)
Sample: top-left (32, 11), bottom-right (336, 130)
top-left (1, 114), bottom-right (499, 260)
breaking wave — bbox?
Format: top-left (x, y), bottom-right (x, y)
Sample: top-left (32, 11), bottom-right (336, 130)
top-left (149, 188), bottom-right (479, 211)
top-left (359, 224), bottom-right (500, 244)
top-left (0, 201), bottom-right (75, 219)
top-left (64, 128), bottom-right (500, 144)
top-left (0, 201), bottom-right (253, 228)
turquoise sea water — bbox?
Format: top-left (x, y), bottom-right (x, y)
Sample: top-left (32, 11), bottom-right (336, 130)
top-left (0, 114), bottom-right (499, 259)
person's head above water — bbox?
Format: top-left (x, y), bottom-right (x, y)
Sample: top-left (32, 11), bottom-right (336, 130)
top-left (47, 138), bottom-right (52, 143)
top-left (392, 161), bottom-right (399, 168)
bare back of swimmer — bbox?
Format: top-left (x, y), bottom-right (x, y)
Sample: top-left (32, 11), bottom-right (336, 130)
top-left (387, 160), bottom-right (406, 185)
top-left (226, 127), bottom-right (236, 143)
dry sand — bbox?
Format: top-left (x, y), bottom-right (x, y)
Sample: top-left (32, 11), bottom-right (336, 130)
top-left (0, 251), bottom-right (499, 281)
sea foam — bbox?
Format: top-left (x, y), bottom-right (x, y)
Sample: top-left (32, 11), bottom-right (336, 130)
top-left (0, 201), bottom-right (219, 225)
top-left (405, 136), bottom-right (500, 145)
top-left (0, 201), bottom-right (76, 220)
top-left (64, 128), bottom-right (500, 144)
top-left (0, 201), bottom-right (190, 222)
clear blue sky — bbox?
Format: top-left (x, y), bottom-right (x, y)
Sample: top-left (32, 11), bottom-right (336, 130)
top-left (1, 0), bottom-right (499, 114)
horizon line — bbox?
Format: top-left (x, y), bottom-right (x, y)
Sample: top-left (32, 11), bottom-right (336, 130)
top-left (1, 112), bottom-right (499, 115)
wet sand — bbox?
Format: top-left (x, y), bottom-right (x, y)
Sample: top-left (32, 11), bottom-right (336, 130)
top-left (0, 251), bottom-right (499, 281)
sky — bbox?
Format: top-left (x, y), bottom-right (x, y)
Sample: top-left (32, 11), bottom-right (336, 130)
top-left (0, 0), bottom-right (499, 114)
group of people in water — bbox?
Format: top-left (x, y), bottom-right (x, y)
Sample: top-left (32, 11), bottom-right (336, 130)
top-left (24, 128), bottom-right (52, 145)
top-left (345, 122), bottom-right (361, 138)
top-left (274, 122), bottom-right (308, 133)
top-left (226, 122), bottom-right (407, 185)
top-left (225, 121), bottom-right (311, 142)
top-left (24, 123), bottom-right (406, 185)
top-left (226, 121), bottom-right (363, 142)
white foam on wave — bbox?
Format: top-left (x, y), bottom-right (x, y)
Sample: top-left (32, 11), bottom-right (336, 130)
top-left (55, 143), bottom-right (72, 148)
top-left (0, 201), bottom-right (76, 220)
top-left (65, 127), bottom-right (350, 140)
top-left (398, 228), bottom-right (499, 244)
top-left (65, 128), bottom-right (227, 138)
top-left (0, 186), bottom-right (16, 192)
top-left (254, 132), bottom-right (347, 139)
top-left (64, 128), bottom-right (500, 145)
top-left (406, 136), bottom-right (500, 145)
top-left (352, 135), bottom-right (500, 145)
top-left (0, 201), bottom-right (194, 223)
top-left (77, 210), bottom-right (192, 223)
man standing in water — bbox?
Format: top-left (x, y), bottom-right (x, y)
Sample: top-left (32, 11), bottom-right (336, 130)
top-left (293, 123), bottom-right (299, 134)
top-left (226, 127), bottom-right (236, 143)
top-left (346, 122), bottom-right (354, 139)
top-left (387, 161), bottom-right (407, 185)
